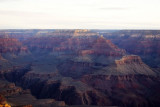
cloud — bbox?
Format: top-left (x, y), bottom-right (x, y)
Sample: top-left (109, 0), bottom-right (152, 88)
top-left (0, 10), bottom-right (46, 16)
top-left (0, 0), bottom-right (20, 2)
top-left (99, 7), bottom-right (130, 10)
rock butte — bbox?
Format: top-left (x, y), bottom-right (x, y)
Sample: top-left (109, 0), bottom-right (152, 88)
top-left (115, 55), bottom-right (143, 65)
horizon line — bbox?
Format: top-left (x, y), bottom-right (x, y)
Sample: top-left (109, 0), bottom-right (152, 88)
top-left (0, 29), bottom-right (160, 30)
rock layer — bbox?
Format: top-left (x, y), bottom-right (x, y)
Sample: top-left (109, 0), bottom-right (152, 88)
top-left (0, 30), bottom-right (160, 107)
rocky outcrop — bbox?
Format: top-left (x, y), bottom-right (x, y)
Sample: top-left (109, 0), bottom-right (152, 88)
top-left (103, 30), bottom-right (160, 67)
top-left (73, 29), bottom-right (98, 36)
top-left (23, 34), bottom-right (125, 58)
top-left (115, 55), bottom-right (143, 65)
top-left (0, 94), bottom-right (6, 105)
top-left (48, 29), bottom-right (98, 37)
top-left (81, 74), bottom-right (160, 107)
top-left (0, 79), bottom-right (23, 97)
top-left (114, 55), bottom-right (156, 75)
top-left (80, 36), bottom-right (126, 56)
top-left (103, 30), bottom-right (160, 55)
top-left (0, 38), bottom-right (28, 53)
top-left (0, 76), bottom-right (66, 107)
top-left (0, 65), bottom-right (110, 106)
top-left (0, 94), bottom-right (11, 107)
top-left (54, 36), bottom-right (96, 52)
top-left (2, 70), bottom-right (110, 106)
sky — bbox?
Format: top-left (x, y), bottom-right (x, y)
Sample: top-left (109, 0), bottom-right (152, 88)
top-left (0, 0), bottom-right (160, 29)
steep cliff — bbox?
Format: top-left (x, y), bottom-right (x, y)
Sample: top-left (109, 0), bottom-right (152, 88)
top-left (80, 36), bottom-right (125, 56)
top-left (103, 30), bottom-right (160, 67)
top-left (81, 55), bottom-right (159, 107)
top-left (0, 38), bottom-right (28, 53)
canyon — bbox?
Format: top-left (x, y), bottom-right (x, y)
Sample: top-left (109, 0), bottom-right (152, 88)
top-left (0, 30), bottom-right (160, 107)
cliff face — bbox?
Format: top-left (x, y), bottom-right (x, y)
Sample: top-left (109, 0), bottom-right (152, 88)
top-left (23, 37), bottom-right (66, 51)
top-left (1, 69), bottom-right (110, 106)
top-left (82, 36), bottom-right (125, 56)
top-left (114, 55), bottom-right (156, 75)
top-left (73, 29), bottom-right (98, 36)
top-left (115, 55), bottom-right (143, 65)
top-left (23, 35), bottom-right (125, 57)
top-left (0, 71), bottom-right (66, 107)
top-left (81, 74), bottom-right (160, 107)
top-left (0, 94), bottom-right (11, 107)
top-left (0, 30), bottom-right (160, 107)
top-left (54, 37), bottom-right (96, 52)
top-left (49, 29), bottom-right (98, 37)
top-left (80, 55), bottom-right (159, 107)
top-left (0, 38), bottom-right (28, 53)
top-left (103, 30), bottom-right (160, 55)
top-left (1, 53), bottom-right (158, 107)
top-left (113, 37), bottom-right (160, 56)
top-left (103, 30), bottom-right (160, 67)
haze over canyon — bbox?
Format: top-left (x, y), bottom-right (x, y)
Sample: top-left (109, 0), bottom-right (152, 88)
top-left (0, 29), bottom-right (160, 107)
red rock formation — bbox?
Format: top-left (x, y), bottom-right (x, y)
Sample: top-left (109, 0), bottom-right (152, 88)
top-left (106, 30), bottom-right (160, 56)
top-left (55, 37), bottom-right (95, 51)
top-left (0, 79), bottom-right (66, 107)
top-left (0, 94), bottom-right (6, 105)
top-left (0, 80), bottom-right (22, 96)
top-left (114, 55), bottom-right (156, 75)
top-left (48, 29), bottom-right (98, 37)
top-left (23, 37), bottom-right (67, 50)
top-left (73, 29), bottom-right (98, 36)
top-left (103, 30), bottom-right (160, 67)
top-left (23, 34), bottom-right (125, 57)
top-left (80, 36), bottom-right (125, 56)
top-left (81, 74), bottom-right (160, 107)
top-left (115, 55), bottom-right (143, 65)
top-left (0, 38), bottom-right (28, 53)
top-left (81, 50), bottom-right (94, 55)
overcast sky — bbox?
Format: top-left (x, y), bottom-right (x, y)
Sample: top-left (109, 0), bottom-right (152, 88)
top-left (0, 0), bottom-right (160, 29)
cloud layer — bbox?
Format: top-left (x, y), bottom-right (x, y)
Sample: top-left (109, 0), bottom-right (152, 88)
top-left (0, 0), bottom-right (160, 29)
